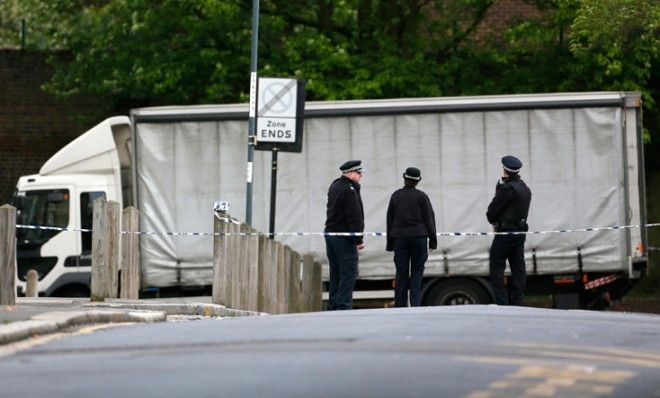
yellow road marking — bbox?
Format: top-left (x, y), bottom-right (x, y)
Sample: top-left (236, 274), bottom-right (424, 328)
top-left (0, 322), bottom-right (133, 359)
top-left (506, 342), bottom-right (660, 363)
top-left (465, 364), bottom-right (635, 398)
top-left (510, 347), bottom-right (660, 369)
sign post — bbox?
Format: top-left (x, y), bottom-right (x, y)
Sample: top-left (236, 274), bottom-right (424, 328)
top-left (255, 78), bottom-right (305, 238)
top-left (245, 0), bottom-right (260, 226)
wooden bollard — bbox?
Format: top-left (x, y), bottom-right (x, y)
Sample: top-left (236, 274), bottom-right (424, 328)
top-left (257, 234), bottom-right (271, 312)
top-left (244, 226), bottom-right (260, 312)
top-left (234, 223), bottom-right (250, 309)
top-left (120, 207), bottom-right (140, 299)
top-left (278, 244), bottom-right (291, 314)
top-left (225, 222), bottom-right (241, 308)
top-left (90, 198), bottom-right (120, 301)
top-left (273, 241), bottom-right (285, 314)
top-left (288, 250), bottom-right (302, 313)
top-left (26, 269), bottom-right (38, 297)
top-left (302, 254), bottom-right (316, 312)
top-left (212, 211), bottom-right (229, 306)
top-left (0, 205), bottom-right (17, 305)
top-left (260, 236), bottom-right (280, 314)
top-left (311, 261), bottom-right (323, 311)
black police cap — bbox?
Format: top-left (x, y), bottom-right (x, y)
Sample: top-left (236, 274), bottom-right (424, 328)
top-left (340, 160), bottom-right (363, 173)
top-left (403, 167), bottom-right (421, 181)
top-left (502, 155), bottom-right (522, 172)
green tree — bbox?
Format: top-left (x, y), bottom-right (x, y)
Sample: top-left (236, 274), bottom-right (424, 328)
top-left (43, 0), bottom-right (497, 109)
top-left (4, 0), bottom-right (657, 123)
top-left (0, 0), bottom-right (106, 49)
top-left (568, 0), bottom-right (659, 107)
top-left (45, 0), bottom-right (250, 108)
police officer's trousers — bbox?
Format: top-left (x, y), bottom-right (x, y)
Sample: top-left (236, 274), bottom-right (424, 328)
top-left (489, 234), bottom-right (527, 306)
top-left (393, 236), bottom-right (428, 307)
top-left (325, 236), bottom-right (359, 310)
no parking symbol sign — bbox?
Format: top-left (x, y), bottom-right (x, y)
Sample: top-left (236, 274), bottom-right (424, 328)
top-left (256, 77), bottom-right (305, 152)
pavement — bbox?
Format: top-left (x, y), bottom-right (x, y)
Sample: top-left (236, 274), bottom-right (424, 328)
top-left (0, 296), bottom-right (263, 345)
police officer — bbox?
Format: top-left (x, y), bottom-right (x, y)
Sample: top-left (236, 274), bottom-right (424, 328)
top-left (486, 155), bottom-right (532, 306)
top-left (386, 167), bottom-right (437, 307)
top-left (325, 160), bottom-right (365, 310)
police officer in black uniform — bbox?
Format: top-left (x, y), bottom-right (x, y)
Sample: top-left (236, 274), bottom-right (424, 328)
top-left (325, 160), bottom-right (365, 310)
top-left (386, 167), bottom-right (437, 307)
top-left (486, 155), bottom-right (532, 306)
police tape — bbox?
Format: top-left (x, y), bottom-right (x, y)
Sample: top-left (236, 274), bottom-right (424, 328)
top-left (14, 222), bottom-right (660, 237)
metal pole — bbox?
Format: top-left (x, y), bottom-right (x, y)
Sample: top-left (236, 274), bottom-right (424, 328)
top-left (268, 149), bottom-right (279, 239)
top-left (246, 0), bottom-right (260, 225)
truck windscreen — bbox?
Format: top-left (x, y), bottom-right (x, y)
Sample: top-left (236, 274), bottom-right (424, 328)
top-left (13, 189), bottom-right (70, 244)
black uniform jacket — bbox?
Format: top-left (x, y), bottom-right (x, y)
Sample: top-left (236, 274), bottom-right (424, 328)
top-left (386, 186), bottom-right (437, 251)
top-left (486, 176), bottom-right (532, 232)
top-left (325, 175), bottom-right (365, 244)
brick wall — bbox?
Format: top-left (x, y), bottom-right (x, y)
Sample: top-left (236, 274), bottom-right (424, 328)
top-left (478, 0), bottom-right (545, 37)
top-left (0, 49), bottom-right (106, 203)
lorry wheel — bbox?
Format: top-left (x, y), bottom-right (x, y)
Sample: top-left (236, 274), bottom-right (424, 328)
top-left (424, 279), bottom-right (490, 306)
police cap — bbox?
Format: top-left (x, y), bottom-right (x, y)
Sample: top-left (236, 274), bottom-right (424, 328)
top-left (340, 160), bottom-right (363, 173)
top-left (501, 155), bottom-right (522, 173)
top-left (403, 167), bottom-right (421, 181)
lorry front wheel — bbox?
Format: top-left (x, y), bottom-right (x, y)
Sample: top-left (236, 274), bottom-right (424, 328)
top-left (424, 279), bottom-right (490, 306)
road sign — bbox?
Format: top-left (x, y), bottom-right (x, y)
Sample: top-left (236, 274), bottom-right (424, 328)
top-left (257, 78), bottom-right (298, 143)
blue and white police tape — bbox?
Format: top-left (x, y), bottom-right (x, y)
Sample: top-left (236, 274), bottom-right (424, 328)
top-left (15, 222), bottom-right (660, 237)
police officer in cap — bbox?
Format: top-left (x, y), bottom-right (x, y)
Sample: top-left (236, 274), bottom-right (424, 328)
top-left (386, 167), bottom-right (437, 307)
top-left (487, 155), bottom-right (532, 306)
top-left (325, 160), bottom-right (365, 310)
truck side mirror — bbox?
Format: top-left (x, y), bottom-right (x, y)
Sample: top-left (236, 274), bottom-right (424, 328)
top-left (12, 195), bottom-right (25, 210)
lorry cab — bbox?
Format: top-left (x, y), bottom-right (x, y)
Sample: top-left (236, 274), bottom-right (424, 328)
top-left (13, 116), bottom-right (131, 296)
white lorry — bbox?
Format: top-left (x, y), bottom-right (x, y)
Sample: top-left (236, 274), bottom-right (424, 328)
top-left (13, 92), bottom-right (647, 309)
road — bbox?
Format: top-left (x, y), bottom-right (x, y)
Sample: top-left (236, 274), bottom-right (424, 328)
top-left (0, 305), bottom-right (659, 398)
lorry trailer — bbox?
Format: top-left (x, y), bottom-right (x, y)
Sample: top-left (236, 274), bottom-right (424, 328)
top-left (13, 92), bottom-right (647, 309)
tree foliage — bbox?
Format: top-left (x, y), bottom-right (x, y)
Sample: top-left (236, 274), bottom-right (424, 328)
top-left (1, 0), bottom-right (658, 129)
top-left (0, 0), bottom-right (106, 49)
top-left (568, 0), bottom-right (659, 107)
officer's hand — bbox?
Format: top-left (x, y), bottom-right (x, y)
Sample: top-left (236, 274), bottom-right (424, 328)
top-left (357, 243), bottom-right (366, 251)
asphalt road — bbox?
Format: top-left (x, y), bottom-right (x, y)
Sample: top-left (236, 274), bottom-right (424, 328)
top-left (0, 305), bottom-right (659, 398)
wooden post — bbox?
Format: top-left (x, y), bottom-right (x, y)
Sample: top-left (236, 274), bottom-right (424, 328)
top-left (245, 226), bottom-right (260, 312)
top-left (90, 198), bottom-right (120, 301)
top-left (287, 249), bottom-right (302, 313)
top-left (257, 234), bottom-right (271, 312)
top-left (26, 269), bottom-right (38, 297)
top-left (224, 219), bottom-right (240, 309)
top-left (120, 206), bottom-right (140, 299)
top-left (277, 244), bottom-right (291, 314)
top-left (312, 261), bottom-right (323, 311)
top-left (271, 241), bottom-right (284, 314)
top-left (236, 223), bottom-right (251, 309)
top-left (0, 205), bottom-right (16, 305)
top-left (301, 254), bottom-right (315, 312)
top-left (212, 211), bottom-right (229, 305)
top-left (260, 236), bottom-right (280, 314)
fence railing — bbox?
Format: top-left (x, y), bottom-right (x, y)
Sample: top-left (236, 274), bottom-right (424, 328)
top-left (0, 199), bottom-right (322, 314)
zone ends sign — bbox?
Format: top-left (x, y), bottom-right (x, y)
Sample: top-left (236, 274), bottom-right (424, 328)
top-left (255, 77), bottom-right (306, 153)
